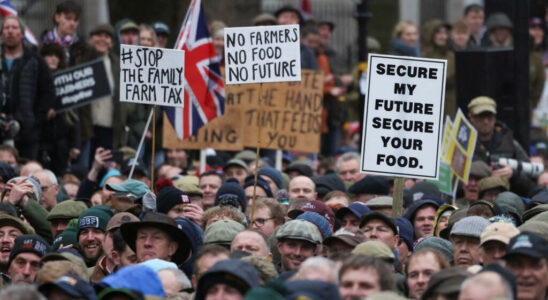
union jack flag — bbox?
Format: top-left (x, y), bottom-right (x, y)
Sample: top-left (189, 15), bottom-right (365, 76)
top-left (164, 0), bottom-right (225, 140)
top-left (0, 0), bottom-right (38, 45)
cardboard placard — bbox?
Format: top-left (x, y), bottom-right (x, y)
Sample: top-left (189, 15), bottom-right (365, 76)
top-left (120, 45), bottom-right (185, 107)
top-left (224, 25), bottom-right (301, 84)
top-left (444, 109), bottom-right (477, 183)
top-left (163, 70), bottom-right (323, 152)
top-left (53, 58), bottom-right (112, 113)
top-left (360, 54), bottom-right (447, 179)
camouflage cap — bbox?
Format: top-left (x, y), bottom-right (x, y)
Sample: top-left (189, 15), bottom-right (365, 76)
top-left (47, 200), bottom-right (88, 221)
top-left (204, 220), bottom-right (245, 246)
top-left (276, 220), bottom-right (322, 244)
top-left (351, 240), bottom-right (395, 263)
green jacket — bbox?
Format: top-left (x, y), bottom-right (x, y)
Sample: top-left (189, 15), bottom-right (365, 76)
top-left (7, 197), bottom-right (53, 244)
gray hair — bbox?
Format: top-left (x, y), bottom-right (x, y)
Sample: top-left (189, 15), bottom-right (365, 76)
top-left (0, 284), bottom-right (46, 300)
top-left (32, 169), bottom-right (58, 186)
top-left (335, 152), bottom-right (360, 173)
top-left (297, 256), bottom-right (338, 284)
top-left (460, 271), bottom-right (513, 300)
top-left (159, 268), bottom-right (192, 290)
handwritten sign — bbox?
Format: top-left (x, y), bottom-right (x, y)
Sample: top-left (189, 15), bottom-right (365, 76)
top-left (53, 58), bottom-right (112, 113)
top-left (163, 70), bottom-right (322, 152)
top-left (120, 45), bottom-right (185, 107)
top-left (224, 25), bottom-right (301, 84)
top-left (360, 54), bottom-right (447, 179)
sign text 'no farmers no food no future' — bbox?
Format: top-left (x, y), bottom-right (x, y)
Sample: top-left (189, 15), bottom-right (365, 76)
top-left (224, 24), bottom-right (301, 84)
top-left (120, 45), bottom-right (185, 107)
top-left (361, 54), bottom-right (447, 179)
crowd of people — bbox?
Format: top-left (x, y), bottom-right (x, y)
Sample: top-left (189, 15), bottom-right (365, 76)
top-left (0, 1), bottom-right (547, 300)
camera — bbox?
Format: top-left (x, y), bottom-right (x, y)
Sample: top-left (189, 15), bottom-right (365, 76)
top-left (492, 155), bottom-right (544, 178)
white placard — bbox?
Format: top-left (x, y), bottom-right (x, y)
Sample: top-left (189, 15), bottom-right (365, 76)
top-left (120, 45), bottom-right (185, 107)
top-left (224, 24), bottom-right (301, 85)
top-left (360, 54), bottom-right (447, 179)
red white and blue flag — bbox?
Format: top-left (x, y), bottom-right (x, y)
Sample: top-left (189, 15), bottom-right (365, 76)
top-left (0, 0), bottom-right (38, 45)
top-left (165, 0), bottom-right (225, 140)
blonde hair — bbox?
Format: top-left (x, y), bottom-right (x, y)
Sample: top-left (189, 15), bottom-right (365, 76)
top-left (393, 20), bottom-right (418, 38)
top-left (139, 23), bottom-right (158, 47)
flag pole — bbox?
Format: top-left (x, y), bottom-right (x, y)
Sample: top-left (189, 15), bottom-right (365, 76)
top-left (150, 105), bottom-right (157, 191)
top-left (129, 108), bottom-right (154, 180)
top-left (249, 83), bottom-right (264, 225)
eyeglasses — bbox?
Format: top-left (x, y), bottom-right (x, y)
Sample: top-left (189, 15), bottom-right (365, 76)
top-left (252, 217), bottom-right (274, 227)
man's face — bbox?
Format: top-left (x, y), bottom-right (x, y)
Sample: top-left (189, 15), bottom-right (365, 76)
top-left (260, 175), bottom-right (279, 195)
top-left (462, 176), bottom-right (480, 203)
top-left (135, 227), bottom-right (177, 263)
top-left (117, 246), bottom-right (138, 268)
top-left (0, 225), bottom-right (23, 265)
top-left (205, 283), bottom-right (243, 300)
top-left (250, 206), bottom-right (277, 237)
top-left (120, 30), bottom-right (138, 45)
top-left (318, 24), bottom-right (331, 47)
top-left (196, 253), bottom-right (229, 279)
top-left (465, 10), bottom-right (485, 35)
top-left (50, 218), bottom-right (70, 238)
top-left (451, 30), bottom-right (470, 49)
top-left (79, 228), bottom-right (105, 263)
top-left (54, 12), bottom-right (79, 37)
top-left (277, 11), bottom-right (300, 25)
top-left (407, 252), bottom-right (441, 300)
top-left (339, 267), bottom-right (381, 300)
top-left (451, 235), bottom-right (481, 268)
top-left (245, 186), bottom-right (267, 208)
top-left (231, 231), bottom-right (268, 257)
top-left (396, 239), bottom-right (411, 270)
top-left (468, 112), bottom-right (496, 138)
top-left (89, 32), bottom-right (112, 55)
top-left (34, 172), bottom-right (58, 211)
top-left (288, 176), bottom-right (316, 201)
top-left (1, 18), bottom-right (23, 48)
top-left (337, 159), bottom-right (364, 183)
top-left (413, 206), bottom-right (436, 239)
top-left (166, 149), bottom-right (188, 169)
top-left (480, 240), bottom-right (507, 266)
top-left (277, 239), bottom-right (318, 271)
top-left (7, 252), bottom-right (40, 284)
top-left (0, 150), bottom-right (16, 168)
top-left (506, 255), bottom-right (548, 300)
top-left (225, 166), bottom-right (247, 186)
top-left (302, 33), bottom-right (320, 51)
top-left (200, 175), bottom-right (222, 209)
top-left (340, 213), bottom-right (360, 231)
top-left (362, 219), bottom-right (398, 249)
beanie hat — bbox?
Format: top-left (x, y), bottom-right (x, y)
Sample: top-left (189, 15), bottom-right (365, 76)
top-left (258, 167), bottom-right (283, 189)
top-left (244, 176), bottom-right (273, 198)
top-left (296, 212), bottom-right (332, 239)
top-left (77, 206), bottom-right (113, 236)
top-left (53, 227), bottom-right (79, 250)
top-left (9, 234), bottom-right (51, 265)
top-left (414, 237), bottom-right (454, 263)
top-left (215, 178), bottom-right (246, 211)
top-left (314, 175), bottom-right (346, 199)
top-left (156, 186), bottom-right (191, 214)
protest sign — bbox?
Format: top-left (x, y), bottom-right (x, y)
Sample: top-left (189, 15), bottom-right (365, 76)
top-left (428, 162), bottom-right (452, 195)
top-left (53, 58), bottom-right (112, 113)
top-left (224, 24), bottom-right (301, 84)
top-left (360, 54), bottom-right (447, 179)
top-left (163, 70), bottom-right (323, 153)
top-left (444, 109), bottom-right (477, 183)
top-left (441, 116), bottom-right (453, 160)
top-left (120, 45), bottom-right (185, 107)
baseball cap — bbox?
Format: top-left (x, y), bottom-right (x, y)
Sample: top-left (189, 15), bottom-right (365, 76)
top-left (359, 211), bottom-right (398, 234)
top-left (480, 222), bottom-right (520, 246)
top-left (288, 200), bottom-right (335, 227)
top-left (335, 202), bottom-right (371, 219)
top-left (121, 158), bottom-right (148, 177)
top-left (323, 228), bottom-right (366, 248)
top-left (119, 20), bottom-right (139, 32)
top-left (151, 21), bottom-right (170, 35)
top-left (468, 96), bottom-right (497, 115)
top-left (39, 275), bottom-right (96, 300)
top-left (504, 232), bottom-right (548, 259)
top-left (276, 220), bottom-right (322, 244)
top-left (106, 179), bottom-right (150, 198)
top-left (105, 212), bottom-right (139, 232)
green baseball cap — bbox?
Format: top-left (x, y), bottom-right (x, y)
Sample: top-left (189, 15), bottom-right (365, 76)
top-left (204, 220), bottom-right (245, 246)
top-left (106, 179), bottom-right (150, 198)
top-left (47, 200), bottom-right (88, 221)
top-left (352, 241), bottom-right (395, 263)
